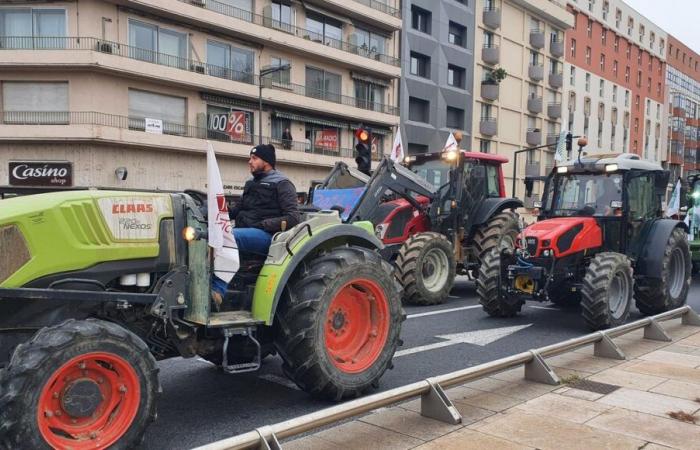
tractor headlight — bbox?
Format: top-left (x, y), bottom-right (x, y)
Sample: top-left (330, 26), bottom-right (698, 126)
top-left (605, 164), bottom-right (619, 172)
top-left (183, 226), bottom-right (207, 241)
top-left (375, 224), bottom-right (388, 240)
top-left (557, 166), bottom-right (568, 174)
top-left (404, 156), bottom-right (416, 164)
top-left (542, 249), bottom-right (552, 257)
top-left (442, 150), bottom-right (458, 161)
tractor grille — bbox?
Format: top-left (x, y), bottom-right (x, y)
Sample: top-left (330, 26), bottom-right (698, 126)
top-left (0, 225), bottom-right (31, 284)
top-left (525, 237), bottom-right (538, 256)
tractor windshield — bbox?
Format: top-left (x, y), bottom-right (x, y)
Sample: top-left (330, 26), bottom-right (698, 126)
top-left (548, 173), bottom-right (623, 217)
top-left (410, 158), bottom-right (451, 191)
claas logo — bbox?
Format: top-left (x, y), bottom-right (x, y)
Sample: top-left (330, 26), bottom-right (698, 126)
top-left (112, 203), bottom-right (155, 214)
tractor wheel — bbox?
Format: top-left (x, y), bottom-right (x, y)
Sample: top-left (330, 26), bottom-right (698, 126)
top-left (581, 252), bottom-right (633, 330)
top-left (472, 211), bottom-right (520, 276)
top-left (274, 246), bottom-right (403, 401)
top-left (634, 228), bottom-right (691, 315)
top-left (0, 319), bottom-right (159, 449)
top-left (477, 247), bottom-right (523, 317)
top-left (396, 232), bottom-right (456, 305)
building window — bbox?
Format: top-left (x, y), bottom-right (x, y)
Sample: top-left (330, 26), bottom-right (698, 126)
top-left (585, 73), bottom-right (591, 92)
top-left (447, 64), bottom-right (465, 88)
top-left (586, 46), bottom-right (591, 65)
top-left (601, 29), bottom-right (607, 46)
top-left (0, 8), bottom-right (66, 48)
top-left (570, 38), bottom-right (576, 57)
top-left (355, 27), bottom-right (386, 55)
top-left (615, 8), bottom-right (622, 28)
top-left (627, 17), bottom-right (634, 36)
top-left (625, 66), bottom-right (630, 83)
top-left (409, 52), bottom-right (430, 78)
top-left (411, 5), bottom-right (431, 34)
top-left (626, 45), bottom-right (631, 60)
top-left (446, 106), bottom-right (464, 128)
top-left (128, 89), bottom-right (186, 135)
top-left (484, 31), bottom-right (495, 47)
top-left (207, 40), bottom-right (255, 83)
top-left (269, 56), bottom-right (290, 84)
top-left (2, 81), bottom-right (69, 124)
top-left (587, 19), bottom-right (593, 37)
top-left (635, 95), bottom-right (640, 110)
top-left (637, 48), bottom-right (642, 65)
top-left (270, 116), bottom-right (290, 140)
top-left (569, 66), bottom-right (576, 84)
top-left (614, 35), bottom-right (619, 52)
top-left (599, 79), bottom-right (605, 97)
top-left (448, 21), bottom-right (466, 47)
top-left (613, 60), bottom-right (618, 77)
top-left (354, 80), bottom-right (385, 111)
top-left (612, 85), bottom-right (617, 102)
top-left (588, 0), bottom-right (595, 12)
top-left (306, 13), bottom-right (342, 46)
top-left (625, 90), bottom-right (630, 107)
top-left (660, 38), bottom-right (665, 56)
top-left (600, 54), bottom-right (605, 71)
top-left (646, 99), bottom-right (650, 115)
top-left (479, 139), bottom-right (491, 153)
top-left (129, 20), bottom-right (188, 69)
top-left (408, 97), bottom-right (429, 123)
top-left (637, 70), bottom-right (642, 87)
top-left (305, 124), bottom-right (341, 153)
top-left (305, 67), bottom-right (341, 102)
top-left (270, 2), bottom-right (292, 30)
top-left (657, 82), bottom-right (662, 96)
top-left (207, 105), bottom-right (254, 143)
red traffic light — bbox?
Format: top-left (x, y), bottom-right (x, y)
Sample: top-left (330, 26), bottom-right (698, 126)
top-left (355, 127), bottom-right (370, 143)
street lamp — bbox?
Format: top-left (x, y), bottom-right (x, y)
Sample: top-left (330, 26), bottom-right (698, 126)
top-left (258, 63), bottom-right (291, 145)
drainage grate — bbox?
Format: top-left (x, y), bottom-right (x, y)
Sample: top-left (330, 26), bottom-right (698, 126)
top-left (567, 379), bottom-right (620, 395)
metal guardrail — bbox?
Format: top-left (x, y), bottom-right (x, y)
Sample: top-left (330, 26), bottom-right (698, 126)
top-left (196, 305), bottom-right (700, 450)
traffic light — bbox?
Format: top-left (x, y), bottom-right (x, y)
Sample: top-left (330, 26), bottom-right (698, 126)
top-left (565, 132), bottom-right (573, 152)
top-left (355, 126), bottom-right (372, 175)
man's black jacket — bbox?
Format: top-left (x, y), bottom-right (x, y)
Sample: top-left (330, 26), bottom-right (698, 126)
top-left (229, 170), bottom-right (301, 233)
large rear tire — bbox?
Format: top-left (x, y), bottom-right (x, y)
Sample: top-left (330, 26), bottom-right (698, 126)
top-left (274, 246), bottom-right (403, 401)
top-left (0, 319), bottom-right (159, 450)
top-left (581, 253), bottom-right (633, 330)
top-left (477, 248), bottom-right (523, 317)
top-left (396, 232), bottom-right (456, 305)
top-left (634, 227), bottom-right (691, 315)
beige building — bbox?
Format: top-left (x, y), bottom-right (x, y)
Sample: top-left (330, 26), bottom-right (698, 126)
top-left (472, 0), bottom-right (574, 203)
top-left (0, 0), bottom-right (401, 194)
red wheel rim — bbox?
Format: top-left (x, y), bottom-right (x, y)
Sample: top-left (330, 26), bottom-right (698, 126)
top-left (37, 352), bottom-right (140, 449)
top-left (325, 278), bottom-right (391, 374)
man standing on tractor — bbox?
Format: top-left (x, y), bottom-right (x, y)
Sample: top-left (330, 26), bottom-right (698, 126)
top-left (211, 144), bottom-right (301, 305)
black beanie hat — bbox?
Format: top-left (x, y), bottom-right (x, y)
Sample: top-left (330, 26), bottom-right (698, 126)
top-left (251, 144), bottom-right (276, 168)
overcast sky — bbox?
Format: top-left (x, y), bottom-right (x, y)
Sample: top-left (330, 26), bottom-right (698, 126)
top-left (626, 0), bottom-right (700, 54)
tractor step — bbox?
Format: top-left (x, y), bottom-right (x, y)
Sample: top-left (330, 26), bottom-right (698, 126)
top-left (222, 327), bottom-right (261, 374)
top-left (207, 310), bottom-right (263, 328)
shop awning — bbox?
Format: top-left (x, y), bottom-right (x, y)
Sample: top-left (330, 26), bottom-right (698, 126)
top-left (349, 123), bottom-right (392, 135)
top-left (273, 111), bottom-right (348, 129)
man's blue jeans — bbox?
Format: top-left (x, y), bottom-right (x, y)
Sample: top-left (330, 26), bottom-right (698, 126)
top-left (211, 228), bottom-right (272, 296)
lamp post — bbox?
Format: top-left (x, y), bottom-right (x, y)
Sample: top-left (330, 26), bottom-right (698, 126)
top-left (258, 63), bottom-right (291, 145)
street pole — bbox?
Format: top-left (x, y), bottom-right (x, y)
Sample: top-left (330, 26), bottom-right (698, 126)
top-left (511, 143), bottom-right (558, 199)
top-left (257, 63), bottom-right (291, 147)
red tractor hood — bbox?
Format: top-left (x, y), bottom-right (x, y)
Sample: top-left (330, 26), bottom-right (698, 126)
top-left (523, 217), bottom-right (602, 257)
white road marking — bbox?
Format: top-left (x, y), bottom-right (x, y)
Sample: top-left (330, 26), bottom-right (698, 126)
top-left (407, 305), bottom-right (482, 319)
top-left (394, 324), bottom-right (533, 357)
top-left (527, 305), bottom-right (559, 311)
top-left (259, 374), bottom-right (301, 391)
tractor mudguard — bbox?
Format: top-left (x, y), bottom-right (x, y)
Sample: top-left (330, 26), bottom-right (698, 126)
top-left (632, 218), bottom-right (688, 279)
top-left (251, 219), bottom-right (383, 325)
top-left (471, 197), bottom-right (523, 228)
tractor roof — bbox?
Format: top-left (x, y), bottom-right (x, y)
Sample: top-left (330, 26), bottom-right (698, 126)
top-left (560, 152), bottom-right (663, 172)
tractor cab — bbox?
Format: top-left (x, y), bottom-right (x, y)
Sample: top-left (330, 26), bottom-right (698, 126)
top-left (685, 174), bottom-right (700, 270)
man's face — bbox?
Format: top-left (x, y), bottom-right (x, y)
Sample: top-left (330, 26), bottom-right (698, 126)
top-left (248, 154), bottom-right (267, 174)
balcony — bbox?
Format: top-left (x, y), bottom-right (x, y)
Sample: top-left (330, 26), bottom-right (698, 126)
top-left (350, 0), bottom-right (401, 18)
top-left (546, 133), bottom-right (559, 146)
top-left (482, 45), bottom-right (500, 65)
top-left (547, 103), bottom-right (562, 119)
top-left (550, 39), bottom-right (564, 58)
top-left (526, 128), bottom-right (542, 146)
top-left (548, 72), bottom-right (564, 89)
top-left (526, 160), bottom-right (540, 177)
top-left (528, 64), bottom-right (544, 81)
top-left (481, 82), bottom-right (499, 101)
top-left (527, 96), bottom-right (543, 114)
top-left (530, 29), bottom-right (545, 49)
top-left (480, 117), bottom-right (498, 136)
top-left (483, 7), bottom-right (502, 29)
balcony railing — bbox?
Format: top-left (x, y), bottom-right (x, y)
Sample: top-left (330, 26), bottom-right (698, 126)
top-left (0, 111), bottom-right (381, 160)
top-left (179, 0), bottom-right (400, 67)
top-left (351, 0), bottom-right (401, 18)
top-left (0, 36), bottom-right (398, 116)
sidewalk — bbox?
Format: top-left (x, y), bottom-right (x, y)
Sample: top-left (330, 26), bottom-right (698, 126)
top-left (285, 318), bottom-right (700, 450)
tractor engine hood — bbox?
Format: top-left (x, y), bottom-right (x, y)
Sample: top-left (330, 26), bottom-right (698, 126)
top-left (521, 217), bottom-right (602, 258)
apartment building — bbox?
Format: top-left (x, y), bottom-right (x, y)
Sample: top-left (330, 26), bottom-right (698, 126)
top-left (562, 0), bottom-right (667, 165)
top-left (401, 0), bottom-right (475, 153)
top-left (665, 35), bottom-right (700, 179)
top-left (0, 0), bottom-right (401, 193)
top-left (471, 0), bottom-right (574, 202)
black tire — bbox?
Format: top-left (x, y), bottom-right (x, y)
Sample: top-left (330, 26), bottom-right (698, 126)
top-left (581, 252), bottom-right (633, 330)
top-left (0, 319), bottom-right (159, 450)
top-left (477, 247), bottom-right (523, 317)
top-left (472, 211), bottom-right (520, 278)
top-left (274, 245), bottom-right (403, 401)
top-left (634, 227), bottom-right (691, 315)
top-left (396, 232), bottom-right (456, 305)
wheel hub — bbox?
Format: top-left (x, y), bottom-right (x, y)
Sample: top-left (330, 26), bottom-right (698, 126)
top-left (61, 379), bottom-right (103, 418)
top-left (332, 310), bottom-right (346, 331)
top-left (422, 260), bottom-right (435, 278)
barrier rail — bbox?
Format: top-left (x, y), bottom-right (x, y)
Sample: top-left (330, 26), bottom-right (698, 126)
top-left (196, 305), bottom-right (700, 450)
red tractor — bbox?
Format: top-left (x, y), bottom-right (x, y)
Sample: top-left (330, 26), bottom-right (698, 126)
top-left (478, 149), bottom-right (691, 330)
top-left (310, 149), bottom-right (522, 305)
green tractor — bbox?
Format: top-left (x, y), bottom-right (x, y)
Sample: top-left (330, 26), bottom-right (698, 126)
top-left (686, 174), bottom-right (700, 272)
top-left (0, 190), bottom-right (403, 448)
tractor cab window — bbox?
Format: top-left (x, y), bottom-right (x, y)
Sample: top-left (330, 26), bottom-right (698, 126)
top-left (552, 173), bottom-right (623, 216)
top-left (411, 159), bottom-right (450, 190)
top-left (627, 173), bottom-right (656, 220)
top-left (485, 165), bottom-right (500, 197)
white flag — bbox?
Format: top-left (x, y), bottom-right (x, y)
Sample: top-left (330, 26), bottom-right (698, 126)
top-left (443, 132), bottom-right (459, 152)
top-left (554, 130), bottom-right (568, 163)
top-left (666, 179), bottom-right (681, 217)
top-left (207, 141), bottom-right (239, 283)
top-left (390, 129), bottom-right (404, 162)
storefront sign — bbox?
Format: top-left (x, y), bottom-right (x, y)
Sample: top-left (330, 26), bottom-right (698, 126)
top-left (145, 118), bottom-right (163, 134)
top-left (209, 111), bottom-right (253, 143)
top-left (314, 129), bottom-right (338, 150)
top-left (9, 161), bottom-right (73, 187)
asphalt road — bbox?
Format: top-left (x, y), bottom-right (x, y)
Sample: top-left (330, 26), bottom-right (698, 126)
top-left (141, 277), bottom-right (700, 449)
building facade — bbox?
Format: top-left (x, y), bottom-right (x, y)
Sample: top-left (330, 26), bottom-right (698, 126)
top-left (664, 35), bottom-right (700, 179)
top-left (401, 0), bottom-right (475, 154)
top-left (0, 0), bottom-right (401, 193)
top-left (471, 0), bottom-right (574, 202)
top-left (562, 0), bottom-right (667, 165)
